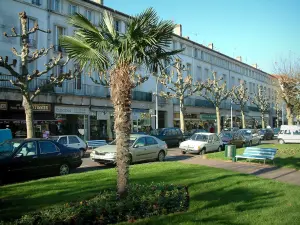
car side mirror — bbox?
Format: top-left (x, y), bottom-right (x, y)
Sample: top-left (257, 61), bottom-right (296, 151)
top-left (15, 153), bottom-right (23, 158)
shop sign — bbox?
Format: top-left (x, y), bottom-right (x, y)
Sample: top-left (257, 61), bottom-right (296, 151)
top-left (0, 102), bottom-right (7, 110)
top-left (32, 104), bottom-right (51, 112)
top-left (55, 106), bottom-right (94, 115)
top-left (200, 114), bottom-right (217, 120)
top-left (9, 102), bottom-right (51, 112)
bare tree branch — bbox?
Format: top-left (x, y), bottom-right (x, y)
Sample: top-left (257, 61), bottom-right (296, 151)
top-left (28, 45), bottom-right (54, 63)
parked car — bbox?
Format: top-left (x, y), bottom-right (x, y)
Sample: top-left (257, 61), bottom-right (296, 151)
top-left (50, 135), bottom-right (87, 157)
top-left (237, 129), bottom-right (261, 146)
top-left (0, 139), bottom-right (82, 184)
top-left (259, 129), bottom-right (274, 140)
top-left (278, 125), bottom-right (300, 144)
top-left (179, 132), bottom-right (222, 155)
top-left (273, 128), bottom-right (280, 139)
top-left (90, 134), bottom-right (168, 165)
top-left (183, 129), bottom-right (208, 140)
top-left (150, 128), bottom-right (184, 147)
top-left (220, 132), bottom-right (249, 148)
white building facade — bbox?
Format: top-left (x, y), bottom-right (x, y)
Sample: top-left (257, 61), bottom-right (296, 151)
top-left (0, 0), bottom-right (278, 140)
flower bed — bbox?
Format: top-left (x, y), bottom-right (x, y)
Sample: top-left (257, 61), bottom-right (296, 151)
top-left (1, 183), bottom-right (189, 225)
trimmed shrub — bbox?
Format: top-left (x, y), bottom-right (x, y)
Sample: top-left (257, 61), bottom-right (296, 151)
top-left (1, 183), bottom-right (189, 225)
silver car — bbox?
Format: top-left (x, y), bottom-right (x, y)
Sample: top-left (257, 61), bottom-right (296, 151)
top-left (90, 134), bottom-right (168, 165)
top-left (237, 129), bottom-right (261, 146)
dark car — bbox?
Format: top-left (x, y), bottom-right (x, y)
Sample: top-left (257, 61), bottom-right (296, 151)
top-left (150, 128), bottom-right (184, 147)
top-left (183, 129), bottom-right (208, 140)
top-left (220, 132), bottom-right (249, 148)
top-left (259, 129), bottom-right (274, 140)
top-left (0, 139), bottom-right (82, 184)
top-left (273, 128), bottom-right (280, 139)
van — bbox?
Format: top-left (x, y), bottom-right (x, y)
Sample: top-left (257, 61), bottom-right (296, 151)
top-left (278, 125), bottom-right (300, 144)
top-left (0, 129), bottom-right (12, 143)
top-left (150, 127), bottom-right (184, 147)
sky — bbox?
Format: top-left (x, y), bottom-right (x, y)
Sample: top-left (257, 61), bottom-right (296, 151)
top-left (104, 0), bottom-right (300, 74)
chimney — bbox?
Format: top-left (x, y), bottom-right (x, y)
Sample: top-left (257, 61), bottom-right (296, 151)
top-left (208, 43), bottom-right (214, 50)
top-left (236, 56), bottom-right (242, 62)
top-left (173, 24), bottom-right (182, 36)
top-left (252, 63), bottom-right (258, 69)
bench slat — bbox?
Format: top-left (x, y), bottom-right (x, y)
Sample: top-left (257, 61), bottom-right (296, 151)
top-left (235, 147), bottom-right (278, 163)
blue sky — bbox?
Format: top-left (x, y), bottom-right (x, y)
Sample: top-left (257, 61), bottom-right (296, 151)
top-left (104, 0), bottom-right (300, 74)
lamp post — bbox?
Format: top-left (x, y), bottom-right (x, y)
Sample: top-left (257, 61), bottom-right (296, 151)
top-left (155, 77), bottom-right (159, 129)
top-left (230, 99), bottom-right (233, 129)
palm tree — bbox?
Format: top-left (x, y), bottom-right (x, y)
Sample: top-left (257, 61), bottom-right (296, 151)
top-left (60, 8), bottom-right (180, 197)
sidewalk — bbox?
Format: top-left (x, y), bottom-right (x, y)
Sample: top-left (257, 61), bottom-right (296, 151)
top-left (182, 156), bottom-right (300, 186)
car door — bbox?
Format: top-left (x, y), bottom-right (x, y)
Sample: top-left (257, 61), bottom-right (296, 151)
top-left (145, 137), bottom-right (159, 159)
top-left (233, 133), bottom-right (243, 147)
top-left (68, 136), bottom-right (81, 149)
top-left (212, 134), bottom-right (221, 151)
top-left (162, 130), bottom-right (173, 146)
top-left (131, 137), bottom-right (147, 162)
top-left (8, 141), bottom-right (39, 179)
top-left (38, 140), bottom-right (62, 175)
top-left (206, 135), bottom-right (214, 152)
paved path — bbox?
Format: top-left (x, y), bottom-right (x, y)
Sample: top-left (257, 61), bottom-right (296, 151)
top-left (182, 156), bottom-right (300, 186)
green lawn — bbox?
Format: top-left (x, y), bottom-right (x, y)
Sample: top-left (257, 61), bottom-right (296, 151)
top-left (1, 162), bottom-right (300, 224)
top-left (207, 144), bottom-right (300, 170)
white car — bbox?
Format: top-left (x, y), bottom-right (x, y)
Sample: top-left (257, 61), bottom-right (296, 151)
top-left (179, 132), bottom-right (222, 155)
top-left (50, 135), bottom-right (87, 157)
top-left (278, 125), bottom-right (300, 144)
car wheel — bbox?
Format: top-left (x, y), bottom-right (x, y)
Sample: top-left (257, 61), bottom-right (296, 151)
top-left (157, 151), bottom-right (165, 162)
top-left (182, 151), bottom-right (186, 155)
top-left (200, 148), bottom-right (206, 155)
top-left (279, 139), bottom-right (285, 144)
top-left (128, 154), bottom-right (133, 165)
top-left (217, 146), bottom-right (222, 152)
top-left (59, 164), bottom-right (70, 176)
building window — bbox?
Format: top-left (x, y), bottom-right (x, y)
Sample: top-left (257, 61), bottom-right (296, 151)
top-left (194, 48), bottom-right (198, 58)
top-left (74, 64), bottom-right (82, 90)
top-left (27, 18), bottom-right (37, 48)
top-left (186, 63), bottom-right (192, 76)
top-left (51, 0), bottom-right (61, 12)
top-left (54, 64), bottom-right (65, 87)
top-left (173, 41), bottom-right (176, 50)
top-left (196, 66), bottom-right (202, 82)
top-left (85, 9), bottom-right (92, 22)
top-left (32, 0), bottom-right (41, 6)
top-left (54, 26), bottom-right (65, 52)
top-left (114, 20), bottom-right (120, 32)
top-left (204, 68), bottom-right (209, 81)
top-left (69, 4), bottom-right (78, 15)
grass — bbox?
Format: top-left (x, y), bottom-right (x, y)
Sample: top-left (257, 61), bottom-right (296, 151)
top-left (207, 144), bottom-right (300, 170)
top-left (1, 162), bottom-right (300, 224)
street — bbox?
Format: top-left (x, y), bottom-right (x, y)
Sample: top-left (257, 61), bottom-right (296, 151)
top-left (77, 139), bottom-right (278, 173)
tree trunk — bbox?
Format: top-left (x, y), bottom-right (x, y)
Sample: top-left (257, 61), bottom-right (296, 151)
top-left (110, 65), bottom-right (132, 198)
top-left (107, 115), bottom-right (113, 141)
top-left (216, 106), bottom-right (221, 134)
top-left (261, 114), bottom-right (265, 129)
top-left (22, 96), bottom-right (34, 138)
top-left (179, 97), bottom-right (185, 133)
top-left (286, 105), bottom-right (294, 125)
top-left (241, 110), bottom-right (246, 129)
top-left (276, 109), bottom-right (280, 128)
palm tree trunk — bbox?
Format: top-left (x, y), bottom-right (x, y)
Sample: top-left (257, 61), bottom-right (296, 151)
top-left (216, 106), bottom-right (221, 134)
top-left (110, 64), bottom-right (132, 198)
top-left (241, 110), bottom-right (246, 129)
top-left (22, 96), bottom-right (34, 138)
top-left (286, 105), bottom-right (294, 125)
top-left (179, 97), bottom-right (185, 133)
top-left (106, 115), bottom-right (113, 141)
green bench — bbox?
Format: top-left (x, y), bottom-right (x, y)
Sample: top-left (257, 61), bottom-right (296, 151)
top-left (235, 147), bottom-right (277, 164)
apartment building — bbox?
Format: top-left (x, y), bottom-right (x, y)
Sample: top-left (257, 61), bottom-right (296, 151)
top-left (0, 0), bottom-right (278, 140)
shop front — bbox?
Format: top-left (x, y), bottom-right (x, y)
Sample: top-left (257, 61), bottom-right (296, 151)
top-left (54, 105), bottom-right (96, 141)
top-left (199, 114), bottom-right (217, 131)
top-left (173, 113), bottom-right (201, 131)
top-left (0, 101), bottom-right (55, 138)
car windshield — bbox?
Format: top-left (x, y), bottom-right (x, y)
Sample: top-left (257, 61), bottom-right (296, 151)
top-left (259, 129), bottom-right (266, 133)
top-left (0, 140), bottom-right (22, 155)
top-left (190, 134), bottom-right (208, 141)
top-left (220, 132), bottom-right (233, 138)
top-left (109, 137), bottom-right (137, 146)
top-left (240, 130), bottom-right (252, 136)
top-left (150, 129), bottom-right (163, 136)
top-left (273, 128), bottom-right (280, 134)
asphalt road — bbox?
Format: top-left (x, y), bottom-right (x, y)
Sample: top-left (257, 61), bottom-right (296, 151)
top-left (77, 139), bottom-right (278, 173)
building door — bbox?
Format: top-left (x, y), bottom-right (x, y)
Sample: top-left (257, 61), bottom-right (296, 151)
top-left (158, 111), bottom-right (165, 128)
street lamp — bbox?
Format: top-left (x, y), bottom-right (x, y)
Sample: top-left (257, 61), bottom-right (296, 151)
top-left (230, 99), bottom-right (233, 129)
top-left (151, 77), bottom-right (159, 129)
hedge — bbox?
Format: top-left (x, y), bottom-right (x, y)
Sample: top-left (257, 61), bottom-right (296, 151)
top-left (1, 183), bottom-right (189, 225)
